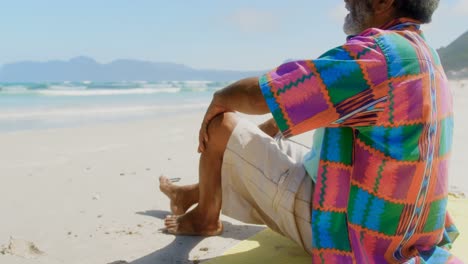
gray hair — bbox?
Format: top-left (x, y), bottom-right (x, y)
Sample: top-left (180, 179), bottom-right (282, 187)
top-left (392, 0), bottom-right (440, 23)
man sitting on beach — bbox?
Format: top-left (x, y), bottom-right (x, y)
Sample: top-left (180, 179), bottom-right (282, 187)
top-left (160, 0), bottom-right (461, 262)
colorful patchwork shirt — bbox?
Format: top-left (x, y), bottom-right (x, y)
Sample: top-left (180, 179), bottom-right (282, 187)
top-left (260, 18), bottom-right (461, 263)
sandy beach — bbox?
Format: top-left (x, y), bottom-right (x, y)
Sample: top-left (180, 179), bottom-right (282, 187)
top-left (0, 80), bottom-right (467, 264)
top-left (0, 112), bottom-right (269, 264)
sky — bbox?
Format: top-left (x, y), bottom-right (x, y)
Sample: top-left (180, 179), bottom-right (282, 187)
top-left (1, 0), bottom-right (467, 71)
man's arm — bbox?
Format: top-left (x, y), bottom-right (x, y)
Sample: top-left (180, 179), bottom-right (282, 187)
top-left (198, 77), bottom-right (270, 152)
top-left (212, 77), bottom-right (269, 114)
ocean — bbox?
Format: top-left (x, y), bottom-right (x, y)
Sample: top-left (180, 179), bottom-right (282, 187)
top-left (0, 81), bottom-right (230, 133)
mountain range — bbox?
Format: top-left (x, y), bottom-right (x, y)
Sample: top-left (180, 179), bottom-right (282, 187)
top-left (0, 30), bottom-right (466, 82)
top-left (437, 30), bottom-right (468, 79)
top-left (0, 57), bottom-right (263, 82)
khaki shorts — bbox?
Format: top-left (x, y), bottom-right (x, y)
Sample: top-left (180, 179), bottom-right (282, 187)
top-left (221, 118), bottom-right (313, 252)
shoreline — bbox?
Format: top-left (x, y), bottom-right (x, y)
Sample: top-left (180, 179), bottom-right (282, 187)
top-left (0, 104), bottom-right (209, 134)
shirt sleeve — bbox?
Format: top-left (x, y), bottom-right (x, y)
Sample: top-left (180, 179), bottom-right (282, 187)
top-left (259, 36), bottom-right (389, 137)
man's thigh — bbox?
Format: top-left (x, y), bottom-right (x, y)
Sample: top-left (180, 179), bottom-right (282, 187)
top-left (220, 118), bottom-right (312, 251)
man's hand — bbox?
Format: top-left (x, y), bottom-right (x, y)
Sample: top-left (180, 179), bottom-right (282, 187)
top-left (198, 101), bottom-right (231, 153)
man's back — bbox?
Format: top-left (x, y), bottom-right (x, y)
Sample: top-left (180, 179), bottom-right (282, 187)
top-left (260, 18), bottom-right (459, 263)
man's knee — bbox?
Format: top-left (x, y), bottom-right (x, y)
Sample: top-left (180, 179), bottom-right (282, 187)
top-left (206, 112), bottom-right (239, 154)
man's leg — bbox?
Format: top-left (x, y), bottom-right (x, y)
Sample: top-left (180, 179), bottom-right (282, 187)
top-left (158, 178), bottom-right (199, 215)
top-left (162, 112), bottom-right (238, 235)
top-left (159, 115), bottom-right (277, 216)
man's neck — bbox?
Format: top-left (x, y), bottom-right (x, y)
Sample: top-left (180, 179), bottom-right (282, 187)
top-left (369, 14), bottom-right (398, 30)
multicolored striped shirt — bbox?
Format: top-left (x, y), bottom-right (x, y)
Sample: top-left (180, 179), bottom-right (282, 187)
top-left (260, 18), bottom-right (461, 263)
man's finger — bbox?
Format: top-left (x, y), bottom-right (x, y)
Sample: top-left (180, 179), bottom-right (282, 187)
top-left (198, 143), bottom-right (204, 153)
top-left (201, 121), bottom-right (209, 142)
top-left (198, 128), bottom-right (206, 153)
top-left (198, 138), bottom-right (204, 153)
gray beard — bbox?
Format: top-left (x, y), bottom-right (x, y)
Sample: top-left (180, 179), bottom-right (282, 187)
top-left (343, 14), bottom-right (362, 35)
top-left (343, 3), bottom-right (372, 35)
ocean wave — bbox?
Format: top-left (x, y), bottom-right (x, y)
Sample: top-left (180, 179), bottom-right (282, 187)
top-left (48, 85), bottom-right (87, 90)
top-left (0, 86), bottom-right (30, 94)
top-left (0, 81), bottom-right (229, 96)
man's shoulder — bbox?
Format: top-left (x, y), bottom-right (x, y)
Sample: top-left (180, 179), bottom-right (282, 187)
top-left (346, 28), bottom-right (437, 66)
top-left (316, 29), bottom-right (388, 62)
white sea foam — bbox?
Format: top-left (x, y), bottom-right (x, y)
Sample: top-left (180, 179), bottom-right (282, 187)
top-left (141, 83), bottom-right (178, 89)
top-left (36, 87), bottom-right (182, 96)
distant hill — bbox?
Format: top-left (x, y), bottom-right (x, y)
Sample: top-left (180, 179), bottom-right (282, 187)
top-left (0, 56), bottom-right (263, 82)
top-left (3, 32), bottom-right (467, 82)
top-left (438, 30), bottom-right (468, 79)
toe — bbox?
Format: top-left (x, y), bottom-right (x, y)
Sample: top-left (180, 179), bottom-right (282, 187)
top-left (164, 215), bottom-right (178, 224)
top-left (166, 222), bottom-right (178, 229)
top-left (159, 175), bottom-right (168, 185)
top-left (165, 214), bottom-right (176, 220)
top-left (167, 227), bottom-right (178, 234)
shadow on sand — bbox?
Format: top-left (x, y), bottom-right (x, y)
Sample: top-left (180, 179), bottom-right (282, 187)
top-left (122, 210), bottom-right (265, 264)
top-left (203, 228), bottom-right (310, 264)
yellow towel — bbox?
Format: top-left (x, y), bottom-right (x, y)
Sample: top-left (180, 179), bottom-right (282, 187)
top-left (207, 197), bottom-right (467, 263)
top-left (204, 228), bottom-right (309, 264)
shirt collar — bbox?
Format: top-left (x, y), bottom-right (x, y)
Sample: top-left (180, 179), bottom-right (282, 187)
top-left (379, 17), bottom-right (421, 31)
top-left (347, 17), bottom-right (422, 40)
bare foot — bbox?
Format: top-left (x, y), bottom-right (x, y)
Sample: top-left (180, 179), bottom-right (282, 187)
top-left (164, 207), bottom-right (223, 236)
top-left (159, 176), bottom-right (197, 215)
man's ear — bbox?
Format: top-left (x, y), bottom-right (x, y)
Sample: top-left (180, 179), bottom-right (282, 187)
top-left (370, 0), bottom-right (395, 15)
